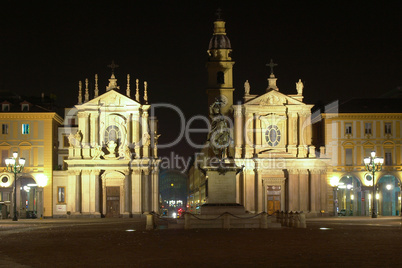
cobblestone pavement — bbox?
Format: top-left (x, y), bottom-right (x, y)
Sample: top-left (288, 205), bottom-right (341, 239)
top-left (0, 216), bottom-right (401, 267)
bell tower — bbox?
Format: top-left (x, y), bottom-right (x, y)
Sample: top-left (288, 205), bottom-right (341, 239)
top-left (206, 10), bottom-right (235, 116)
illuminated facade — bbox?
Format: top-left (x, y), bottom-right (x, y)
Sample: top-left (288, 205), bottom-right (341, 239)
top-left (189, 15), bottom-right (328, 216)
top-left (314, 98), bottom-right (402, 216)
top-left (53, 70), bottom-right (160, 217)
top-left (0, 94), bottom-right (63, 218)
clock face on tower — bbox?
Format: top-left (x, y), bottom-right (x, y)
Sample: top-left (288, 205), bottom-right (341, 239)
top-left (218, 95), bottom-right (228, 107)
top-left (265, 125), bottom-right (281, 147)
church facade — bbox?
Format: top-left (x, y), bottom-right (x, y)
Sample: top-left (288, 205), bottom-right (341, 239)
top-left (188, 15), bottom-right (329, 216)
top-left (53, 68), bottom-right (160, 218)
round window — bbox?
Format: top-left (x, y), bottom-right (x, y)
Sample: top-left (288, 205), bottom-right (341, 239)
top-left (1, 176), bottom-right (8, 183)
top-left (265, 125), bottom-right (281, 147)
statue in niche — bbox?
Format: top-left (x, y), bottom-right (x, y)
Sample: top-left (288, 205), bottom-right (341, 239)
top-left (104, 140), bottom-right (117, 159)
top-left (244, 80), bottom-right (250, 95)
top-left (296, 79), bottom-right (304, 95)
top-left (207, 99), bottom-right (231, 159)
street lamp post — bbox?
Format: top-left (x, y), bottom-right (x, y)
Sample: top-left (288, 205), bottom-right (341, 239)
top-left (364, 151), bottom-right (384, 218)
top-left (5, 152), bottom-right (25, 221)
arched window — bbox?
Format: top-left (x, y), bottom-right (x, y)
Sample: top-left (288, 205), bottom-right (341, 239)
top-left (217, 71), bottom-right (224, 84)
top-left (104, 125), bottom-right (121, 144)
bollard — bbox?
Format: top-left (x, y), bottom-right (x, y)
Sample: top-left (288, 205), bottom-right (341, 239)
top-left (260, 213), bottom-right (268, 229)
top-left (280, 211), bottom-right (284, 226)
top-left (289, 211), bottom-right (294, 227)
top-left (284, 212), bottom-right (289, 227)
top-left (299, 212), bottom-right (306, 228)
top-left (294, 212), bottom-right (300, 228)
top-left (146, 214), bottom-right (154, 230)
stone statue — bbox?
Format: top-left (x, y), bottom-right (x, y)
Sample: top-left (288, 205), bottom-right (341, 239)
top-left (244, 80), bottom-right (250, 95)
top-left (74, 130), bottom-right (82, 147)
top-left (92, 145), bottom-right (105, 160)
top-left (207, 99), bottom-right (231, 159)
top-left (143, 132), bottom-right (151, 147)
top-left (68, 133), bottom-right (75, 148)
top-left (119, 144), bottom-right (132, 160)
top-left (104, 140), bottom-right (117, 159)
top-left (296, 79), bottom-right (304, 95)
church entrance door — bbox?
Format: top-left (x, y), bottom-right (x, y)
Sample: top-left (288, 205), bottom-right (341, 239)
top-left (267, 186), bottom-right (281, 215)
top-left (106, 186), bottom-right (120, 217)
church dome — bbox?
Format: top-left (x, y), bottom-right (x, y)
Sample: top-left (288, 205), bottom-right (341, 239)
top-left (208, 19), bottom-right (231, 50)
top-left (208, 34), bottom-right (231, 50)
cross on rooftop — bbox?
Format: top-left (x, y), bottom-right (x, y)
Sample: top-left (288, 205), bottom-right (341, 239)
top-left (107, 60), bottom-right (119, 74)
top-left (266, 59), bottom-right (278, 75)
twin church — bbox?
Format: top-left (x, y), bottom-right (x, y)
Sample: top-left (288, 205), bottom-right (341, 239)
top-left (1, 13), bottom-right (400, 219)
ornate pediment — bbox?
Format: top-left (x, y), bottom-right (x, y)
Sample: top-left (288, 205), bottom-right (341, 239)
top-left (245, 89), bottom-right (305, 107)
top-left (76, 90), bottom-right (141, 109)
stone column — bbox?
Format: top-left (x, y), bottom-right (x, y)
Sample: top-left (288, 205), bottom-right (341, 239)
top-left (288, 113), bottom-right (298, 156)
top-left (256, 167), bottom-right (263, 213)
top-left (288, 169), bottom-right (299, 211)
top-left (131, 169), bottom-right (142, 214)
top-left (90, 113), bottom-right (99, 147)
top-left (92, 169), bottom-right (101, 217)
top-left (81, 170), bottom-right (91, 214)
top-left (123, 170), bottom-right (131, 217)
top-left (299, 169), bottom-right (309, 212)
top-left (244, 112), bottom-right (254, 158)
top-left (310, 169), bottom-right (321, 215)
top-left (255, 116), bottom-right (262, 152)
top-left (298, 112), bottom-right (307, 158)
top-left (320, 170), bottom-right (328, 213)
top-left (132, 111), bottom-right (140, 158)
top-left (142, 169), bottom-right (150, 213)
top-left (74, 170), bottom-right (82, 215)
top-left (233, 105), bottom-right (243, 158)
top-left (142, 106), bottom-right (150, 158)
top-left (152, 167), bottom-right (159, 212)
top-left (127, 113), bottom-right (132, 145)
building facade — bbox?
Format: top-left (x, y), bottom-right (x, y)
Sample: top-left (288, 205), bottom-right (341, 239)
top-left (53, 70), bottom-right (160, 218)
top-left (189, 15), bottom-right (329, 217)
top-left (314, 98), bottom-right (402, 216)
top-left (0, 93), bottom-right (63, 219)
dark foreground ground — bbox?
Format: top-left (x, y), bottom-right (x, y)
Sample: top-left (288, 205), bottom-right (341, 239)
top-left (0, 216), bottom-right (401, 267)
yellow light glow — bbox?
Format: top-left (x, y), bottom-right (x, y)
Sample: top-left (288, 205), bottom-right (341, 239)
top-left (35, 173), bottom-right (48, 187)
top-left (329, 176), bottom-right (339, 187)
top-left (351, 194), bottom-right (354, 200)
top-left (376, 194), bottom-right (379, 200)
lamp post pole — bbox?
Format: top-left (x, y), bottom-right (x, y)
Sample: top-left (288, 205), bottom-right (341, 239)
top-left (5, 152), bottom-right (25, 221)
top-left (364, 151), bottom-right (383, 218)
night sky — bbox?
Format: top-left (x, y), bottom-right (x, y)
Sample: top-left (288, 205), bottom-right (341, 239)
top-left (2, 1), bottom-right (401, 161)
